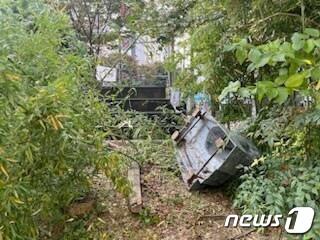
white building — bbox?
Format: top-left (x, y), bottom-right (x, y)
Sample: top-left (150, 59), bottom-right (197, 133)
top-left (97, 35), bottom-right (170, 85)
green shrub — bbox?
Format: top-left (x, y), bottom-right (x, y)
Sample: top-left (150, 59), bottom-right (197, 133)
top-left (233, 153), bottom-right (320, 238)
top-left (232, 108), bottom-right (320, 238)
top-left (0, 1), bottom-right (129, 238)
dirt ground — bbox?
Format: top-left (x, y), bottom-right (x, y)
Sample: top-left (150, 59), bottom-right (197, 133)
top-left (89, 164), bottom-right (283, 240)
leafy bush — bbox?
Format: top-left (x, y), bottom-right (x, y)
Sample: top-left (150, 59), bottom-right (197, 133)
top-left (233, 152), bottom-right (320, 238)
top-left (221, 28), bottom-right (320, 238)
top-left (0, 1), bottom-right (129, 238)
top-left (221, 29), bottom-right (320, 108)
top-left (100, 53), bottom-right (139, 83)
top-left (217, 101), bottom-right (251, 123)
top-left (232, 107), bottom-right (320, 238)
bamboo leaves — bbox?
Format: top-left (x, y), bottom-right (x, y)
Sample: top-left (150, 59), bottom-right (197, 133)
top-left (0, 1), bottom-right (126, 238)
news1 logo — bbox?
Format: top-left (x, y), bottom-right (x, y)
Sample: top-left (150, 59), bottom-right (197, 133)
top-left (285, 207), bottom-right (315, 234)
top-left (225, 207), bottom-right (315, 234)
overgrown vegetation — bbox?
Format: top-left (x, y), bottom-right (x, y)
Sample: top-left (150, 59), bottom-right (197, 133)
top-left (3, 0), bottom-right (320, 239)
top-left (231, 106), bottom-right (320, 238)
top-left (138, 0), bottom-right (320, 238)
top-left (0, 1), bottom-right (132, 238)
top-left (222, 28), bottom-right (320, 238)
top-left (0, 1), bottom-right (180, 238)
top-left (100, 53), bottom-right (167, 86)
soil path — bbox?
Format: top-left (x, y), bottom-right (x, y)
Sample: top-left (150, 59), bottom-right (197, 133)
top-left (93, 164), bottom-right (280, 240)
